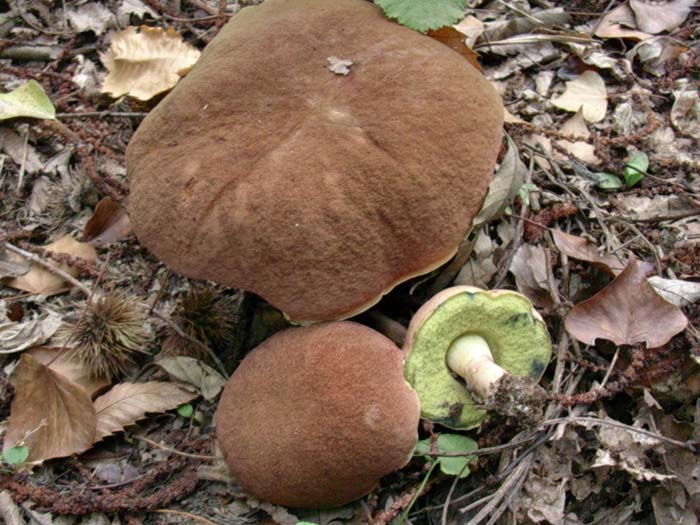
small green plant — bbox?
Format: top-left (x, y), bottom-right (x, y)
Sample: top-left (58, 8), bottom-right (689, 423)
top-left (623, 151), bottom-right (648, 188)
top-left (177, 403), bottom-right (194, 418)
top-left (593, 151), bottom-right (649, 191)
top-left (1, 445), bottom-right (29, 465)
top-left (517, 182), bottom-right (539, 208)
top-left (375, 0), bottom-right (468, 32)
top-left (414, 433), bottom-right (478, 478)
top-left (398, 433), bottom-right (478, 524)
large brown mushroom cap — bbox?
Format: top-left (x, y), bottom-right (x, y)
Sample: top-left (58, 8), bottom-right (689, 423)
top-left (127, 0), bottom-right (503, 323)
top-left (215, 321), bottom-right (420, 508)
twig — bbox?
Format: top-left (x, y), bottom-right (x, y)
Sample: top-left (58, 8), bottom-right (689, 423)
top-left (542, 416), bottom-right (696, 450)
top-left (463, 455), bottom-right (534, 524)
top-left (56, 111), bottom-right (147, 119)
top-left (134, 435), bottom-right (216, 460)
top-left (154, 509), bottom-right (220, 525)
top-left (185, 0), bottom-right (218, 15)
top-left (15, 129), bottom-right (29, 195)
top-left (421, 434), bottom-right (538, 457)
top-left (4, 242), bottom-right (92, 296)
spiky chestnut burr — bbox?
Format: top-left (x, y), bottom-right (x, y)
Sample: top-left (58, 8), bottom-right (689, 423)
top-left (63, 293), bottom-right (150, 380)
top-left (162, 286), bottom-right (241, 361)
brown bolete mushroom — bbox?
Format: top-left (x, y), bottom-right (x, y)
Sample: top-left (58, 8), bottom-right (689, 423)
top-left (404, 286), bottom-right (552, 429)
top-left (126, 0), bottom-right (503, 324)
top-left (215, 321), bottom-right (420, 508)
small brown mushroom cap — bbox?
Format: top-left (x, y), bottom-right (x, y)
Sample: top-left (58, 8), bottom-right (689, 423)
top-left (215, 321), bottom-right (420, 508)
top-left (127, 0), bottom-right (503, 323)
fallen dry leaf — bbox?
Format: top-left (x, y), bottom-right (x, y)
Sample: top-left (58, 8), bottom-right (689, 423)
top-left (0, 312), bottom-right (62, 354)
top-left (629, 0), bottom-right (696, 34)
top-left (556, 111), bottom-right (600, 164)
top-left (510, 243), bottom-right (553, 309)
top-left (565, 257), bottom-right (688, 347)
top-left (610, 194), bottom-right (700, 222)
top-left (551, 230), bottom-right (626, 276)
top-left (471, 135), bottom-right (525, 228)
top-left (0, 80), bottom-right (56, 121)
top-left (93, 381), bottom-right (197, 442)
top-left (83, 197), bottom-right (133, 245)
top-left (671, 81), bottom-right (700, 139)
top-left (66, 2), bottom-right (115, 35)
top-left (155, 356), bottom-right (227, 400)
top-left (647, 276), bottom-right (700, 308)
top-left (4, 354), bottom-right (96, 463)
top-left (26, 346), bottom-right (111, 399)
top-left (452, 15), bottom-right (484, 48)
top-left (552, 70), bottom-right (608, 123)
top-left (455, 229), bottom-right (498, 289)
top-left (100, 25), bottom-right (201, 101)
top-left (593, 3), bottom-right (652, 41)
top-left (427, 26), bottom-right (482, 72)
top-left (7, 235), bottom-right (97, 296)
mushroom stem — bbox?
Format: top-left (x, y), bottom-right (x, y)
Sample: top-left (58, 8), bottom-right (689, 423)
top-left (445, 334), bottom-right (506, 400)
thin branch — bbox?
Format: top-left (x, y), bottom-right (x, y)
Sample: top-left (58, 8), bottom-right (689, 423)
top-left (4, 242), bottom-right (92, 296)
top-left (543, 416), bottom-right (696, 450)
top-left (133, 435), bottom-right (216, 460)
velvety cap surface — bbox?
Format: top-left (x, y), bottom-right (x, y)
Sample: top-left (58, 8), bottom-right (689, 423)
top-left (215, 321), bottom-right (420, 508)
top-left (127, 0), bottom-right (503, 323)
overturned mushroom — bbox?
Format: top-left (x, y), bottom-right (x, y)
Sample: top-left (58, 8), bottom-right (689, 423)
top-left (404, 286), bottom-right (552, 429)
top-left (215, 321), bottom-right (420, 508)
top-left (126, 0), bottom-right (503, 323)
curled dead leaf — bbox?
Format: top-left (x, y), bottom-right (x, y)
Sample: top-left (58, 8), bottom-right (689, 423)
top-left (93, 381), bottom-right (198, 442)
top-left (551, 230), bottom-right (626, 276)
top-left (83, 197), bottom-right (132, 245)
top-left (155, 356), bottom-right (227, 400)
top-left (565, 257), bottom-right (688, 347)
top-left (427, 26), bottom-right (482, 72)
top-left (100, 26), bottom-right (201, 101)
top-left (4, 354), bottom-right (96, 463)
top-left (593, 3), bottom-right (651, 41)
top-left (510, 244), bottom-right (553, 309)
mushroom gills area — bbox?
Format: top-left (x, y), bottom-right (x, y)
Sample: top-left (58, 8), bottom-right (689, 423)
top-left (404, 291), bottom-right (551, 429)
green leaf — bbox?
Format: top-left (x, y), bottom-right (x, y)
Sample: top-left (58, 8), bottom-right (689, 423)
top-left (623, 151), bottom-right (648, 188)
top-left (375, 0), bottom-right (468, 32)
top-left (177, 403), bottom-right (194, 418)
top-left (0, 80), bottom-right (56, 121)
top-left (3, 445), bottom-right (29, 465)
top-left (415, 433), bottom-right (477, 478)
top-left (592, 172), bottom-right (624, 191)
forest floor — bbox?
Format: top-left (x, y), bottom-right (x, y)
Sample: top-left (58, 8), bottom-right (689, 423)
top-left (0, 0), bottom-right (699, 524)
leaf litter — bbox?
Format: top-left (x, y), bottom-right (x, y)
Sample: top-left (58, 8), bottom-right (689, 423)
top-left (0, 0), bottom-right (699, 524)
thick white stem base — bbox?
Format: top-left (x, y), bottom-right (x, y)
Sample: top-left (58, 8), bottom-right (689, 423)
top-left (446, 334), bottom-right (506, 399)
